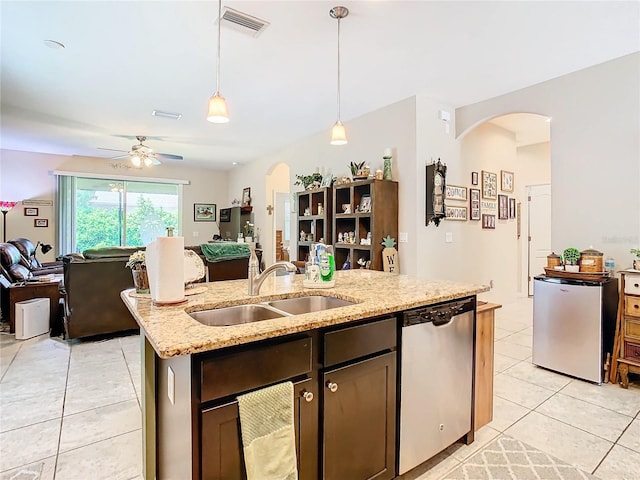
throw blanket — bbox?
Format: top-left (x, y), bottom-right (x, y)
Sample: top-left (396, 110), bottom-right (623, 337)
top-left (200, 242), bottom-right (250, 263)
top-left (237, 382), bottom-right (298, 480)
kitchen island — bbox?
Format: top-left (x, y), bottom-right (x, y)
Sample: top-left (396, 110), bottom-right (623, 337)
top-left (122, 269), bottom-right (489, 480)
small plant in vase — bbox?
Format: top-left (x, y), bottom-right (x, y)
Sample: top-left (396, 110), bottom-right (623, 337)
top-left (630, 248), bottom-right (640, 270)
top-left (349, 161), bottom-right (367, 180)
top-left (563, 247), bottom-right (580, 272)
top-left (126, 250), bottom-right (149, 293)
top-left (294, 173), bottom-right (323, 190)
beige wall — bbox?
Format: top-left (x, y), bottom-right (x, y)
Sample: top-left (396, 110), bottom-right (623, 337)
top-left (456, 52), bottom-right (640, 271)
top-left (0, 149), bottom-right (229, 258)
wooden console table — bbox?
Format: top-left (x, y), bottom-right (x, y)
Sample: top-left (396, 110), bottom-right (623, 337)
top-left (475, 301), bottom-right (501, 430)
top-left (611, 270), bottom-right (640, 387)
top-left (8, 280), bottom-right (62, 334)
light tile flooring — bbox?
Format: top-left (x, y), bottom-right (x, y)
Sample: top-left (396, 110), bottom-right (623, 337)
top-left (1, 298), bottom-right (639, 479)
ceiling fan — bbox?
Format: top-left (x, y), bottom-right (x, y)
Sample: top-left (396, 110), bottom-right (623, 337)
top-left (99, 136), bottom-right (183, 167)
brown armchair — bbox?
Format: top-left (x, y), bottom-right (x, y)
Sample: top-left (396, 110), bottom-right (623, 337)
top-left (0, 242), bottom-right (34, 282)
top-left (9, 237), bottom-right (63, 276)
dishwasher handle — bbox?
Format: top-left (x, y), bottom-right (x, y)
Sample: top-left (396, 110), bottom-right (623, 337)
top-left (402, 298), bottom-right (474, 327)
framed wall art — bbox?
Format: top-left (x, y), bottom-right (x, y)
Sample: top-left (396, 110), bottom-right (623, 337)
top-left (501, 170), bottom-right (514, 192)
top-left (242, 187), bottom-right (252, 207)
top-left (194, 203), bottom-right (216, 222)
top-left (425, 160), bottom-right (447, 227)
top-left (482, 170), bottom-right (497, 200)
top-left (498, 194), bottom-right (509, 220)
top-left (445, 184), bottom-right (467, 201)
top-left (471, 171), bottom-right (478, 186)
top-left (509, 197), bottom-right (516, 219)
top-left (24, 207), bottom-right (38, 216)
top-left (482, 214), bottom-right (495, 229)
top-left (469, 188), bottom-right (481, 220)
top-left (445, 205), bottom-right (467, 221)
top-left (34, 219), bottom-right (48, 228)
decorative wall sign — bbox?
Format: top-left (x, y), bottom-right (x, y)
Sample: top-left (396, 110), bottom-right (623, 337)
top-left (482, 170), bottom-right (497, 200)
top-left (482, 214), bottom-right (496, 229)
top-left (445, 184), bottom-right (467, 201)
top-left (509, 198), bottom-right (516, 219)
top-left (471, 171), bottom-right (479, 186)
top-left (501, 170), bottom-right (514, 192)
top-left (445, 205), bottom-right (468, 221)
top-left (34, 219), bottom-right (48, 228)
top-left (242, 187), bottom-right (252, 207)
top-left (481, 201), bottom-right (497, 211)
top-left (498, 194), bottom-right (509, 220)
top-left (469, 189), bottom-right (481, 220)
top-left (24, 207), bottom-right (38, 216)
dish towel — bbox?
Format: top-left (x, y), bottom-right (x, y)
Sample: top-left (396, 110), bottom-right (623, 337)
top-left (237, 381), bottom-right (299, 480)
top-left (201, 242), bottom-right (251, 262)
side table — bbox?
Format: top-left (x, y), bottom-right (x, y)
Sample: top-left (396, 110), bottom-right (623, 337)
top-left (8, 280), bottom-right (62, 334)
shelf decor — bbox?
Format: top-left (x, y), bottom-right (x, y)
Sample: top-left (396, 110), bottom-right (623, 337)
top-left (383, 148), bottom-right (393, 180)
top-left (381, 235), bottom-right (399, 274)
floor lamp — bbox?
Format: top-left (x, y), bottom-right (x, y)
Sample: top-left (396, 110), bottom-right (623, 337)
top-left (1, 201), bottom-right (17, 242)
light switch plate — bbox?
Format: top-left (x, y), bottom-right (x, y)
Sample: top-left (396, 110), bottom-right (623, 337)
top-left (399, 232), bottom-right (408, 243)
top-left (445, 232), bottom-right (453, 243)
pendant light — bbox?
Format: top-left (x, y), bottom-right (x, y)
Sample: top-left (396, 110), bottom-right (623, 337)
top-left (330, 6), bottom-right (348, 145)
top-left (207, 0), bottom-right (230, 123)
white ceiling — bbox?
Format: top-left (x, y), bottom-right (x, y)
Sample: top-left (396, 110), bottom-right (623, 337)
top-left (1, 1), bottom-right (638, 170)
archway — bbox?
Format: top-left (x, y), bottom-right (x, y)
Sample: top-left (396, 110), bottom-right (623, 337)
top-left (265, 162), bottom-right (291, 265)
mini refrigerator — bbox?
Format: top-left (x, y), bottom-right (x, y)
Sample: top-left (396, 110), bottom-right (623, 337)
top-left (533, 276), bottom-right (618, 384)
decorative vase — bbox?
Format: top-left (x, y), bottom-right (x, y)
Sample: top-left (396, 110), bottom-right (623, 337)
top-left (383, 157), bottom-right (392, 180)
top-left (132, 267), bottom-right (150, 294)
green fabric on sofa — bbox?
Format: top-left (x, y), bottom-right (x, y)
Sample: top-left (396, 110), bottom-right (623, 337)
top-left (201, 242), bottom-right (250, 263)
top-left (82, 246), bottom-right (143, 259)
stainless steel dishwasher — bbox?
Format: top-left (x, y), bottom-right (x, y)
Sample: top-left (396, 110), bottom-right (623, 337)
top-left (398, 297), bottom-right (475, 475)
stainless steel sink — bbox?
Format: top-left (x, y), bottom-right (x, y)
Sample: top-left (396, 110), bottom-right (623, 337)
top-left (188, 304), bottom-right (285, 327)
top-left (267, 295), bottom-right (355, 315)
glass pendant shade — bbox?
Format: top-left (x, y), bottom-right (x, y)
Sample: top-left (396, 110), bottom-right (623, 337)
top-left (131, 155), bottom-right (141, 167)
top-left (330, 120), bottom-right (348, 145)
top-left (143, 156), bottom-right (154, 167)
top-left (207, 92), bottom-right (230, 123)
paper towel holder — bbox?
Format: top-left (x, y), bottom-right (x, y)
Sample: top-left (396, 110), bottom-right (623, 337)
top-left (166, 227), bottom-right (175, 237)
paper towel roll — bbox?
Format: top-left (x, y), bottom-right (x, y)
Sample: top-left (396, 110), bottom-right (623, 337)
top-left (146, 236), bottom-right (185, 304)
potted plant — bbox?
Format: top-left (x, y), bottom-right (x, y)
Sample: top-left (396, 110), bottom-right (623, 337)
top-left (294, 173), bottom-right (323, 190)
top-left (349, 161), bottom-right (367, 180)
top-left (125, 250), bottom-right (149, 293)
top-left (631, 248), bottom-right (640, 270)
top-left (563, 247), bottom-right (580, 272)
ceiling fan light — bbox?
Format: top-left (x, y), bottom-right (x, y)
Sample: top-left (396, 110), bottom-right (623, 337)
top-left (207, 93), bottom-right (230, 123)
top-left (143, 156), bottom-right (154, 167)
top-left (330, 121), bottom-right (348, 146)
top-left (131, 155), bottom-right (141, 167)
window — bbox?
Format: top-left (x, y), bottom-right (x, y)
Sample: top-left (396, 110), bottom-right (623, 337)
top-left (58, 175), bottom-right (182, 253)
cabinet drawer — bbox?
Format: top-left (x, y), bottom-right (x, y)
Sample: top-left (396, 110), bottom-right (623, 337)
top-left (625, 274), bottom-right (640, 295)
top-left (324, 316), bottom-right (397, 367)
top-left (200, 336), bottom-right (312, 403)
top-left (625, 296), bottom-right (640, 317)
top-left (625, 319), bottom-right (640, 340)
top-left (624, 342), bottom-right (640, 362)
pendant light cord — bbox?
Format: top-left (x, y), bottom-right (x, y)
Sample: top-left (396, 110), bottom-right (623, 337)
top-left (336, 16), bottom-right (341, 121)
top-left (216, 0), bottom-right (222, 94)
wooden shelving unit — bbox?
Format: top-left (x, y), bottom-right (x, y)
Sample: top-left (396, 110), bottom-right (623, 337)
top-left (296, 187), bottom-right (332, 262)
top-left (332, 179), bottom-right (398, 271)
top-left (612, 270), bottom-right (640, 387)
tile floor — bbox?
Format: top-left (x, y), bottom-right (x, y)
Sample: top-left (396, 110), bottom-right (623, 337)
top-left (1, 297), bottom-right (639, 479)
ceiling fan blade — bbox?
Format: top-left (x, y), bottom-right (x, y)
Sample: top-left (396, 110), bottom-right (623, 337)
top-left (110, 154), bottom-right (130, 160)
top-left (97, 147), bottom-right (128, 153)
top-left (156, 153), bottom-right (183, 161)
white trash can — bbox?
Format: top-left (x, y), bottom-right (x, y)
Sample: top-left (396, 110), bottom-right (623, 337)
top-left (15, 298), bottom-right (50, 340)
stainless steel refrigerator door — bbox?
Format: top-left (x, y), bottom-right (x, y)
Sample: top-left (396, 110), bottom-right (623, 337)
top-left (399, 311), bottom-right (473, 475)
top-left (533, 278), bottom-right (603, 383)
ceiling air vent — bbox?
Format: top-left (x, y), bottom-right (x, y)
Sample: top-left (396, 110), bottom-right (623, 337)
top-left (221, 7), bottom-right (270, 37)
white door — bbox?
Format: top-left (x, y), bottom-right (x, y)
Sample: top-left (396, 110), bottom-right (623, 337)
top-left (528, 184), bottom-right (551, 295)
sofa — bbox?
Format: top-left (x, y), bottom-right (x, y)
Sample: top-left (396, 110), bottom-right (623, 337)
top-left (62, 244), bottom-right (251, 339)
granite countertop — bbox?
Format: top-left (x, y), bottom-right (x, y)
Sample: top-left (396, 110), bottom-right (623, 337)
top-left (121, 270), bottom-right (489, 359)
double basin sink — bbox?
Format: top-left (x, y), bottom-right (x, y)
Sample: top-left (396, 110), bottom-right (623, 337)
top-left (189, 295), bottom-right (356, 327)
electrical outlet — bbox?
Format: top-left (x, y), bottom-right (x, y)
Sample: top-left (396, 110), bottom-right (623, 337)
top-left (168, 366), bottom-right (175, 405)
top-left (193, 231), bottom-right (199, 237)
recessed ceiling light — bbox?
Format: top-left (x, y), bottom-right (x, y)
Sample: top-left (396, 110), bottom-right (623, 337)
top-left (152, 110), bottom-right (182, 120)
top-left (43, 39), bottom-right (65, 50)
top-left (232, 162), bottom-right (238, 165)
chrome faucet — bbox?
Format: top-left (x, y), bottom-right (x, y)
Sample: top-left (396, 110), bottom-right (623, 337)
top-left (248, 246), bottom-right (297, 296)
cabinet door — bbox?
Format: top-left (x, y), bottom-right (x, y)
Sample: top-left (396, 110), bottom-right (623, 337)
top-left (200, 378), bottom-right (318, 480)
top-left (323, 352), bottom-right (396, 480)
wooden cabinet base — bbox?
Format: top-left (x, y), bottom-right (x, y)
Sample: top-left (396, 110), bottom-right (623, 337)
top-left (474, 302), bottom-right (501, 431)
top-left (617, 359), bottom-right (640, 389)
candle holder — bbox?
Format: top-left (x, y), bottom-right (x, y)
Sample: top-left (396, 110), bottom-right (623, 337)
top-left (383, 156), bottom-right (392, 180)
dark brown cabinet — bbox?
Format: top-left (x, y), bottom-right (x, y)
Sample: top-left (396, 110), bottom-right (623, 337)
top-left (322, 352), bottom-right (397, 480)
top-left (200, 378), bottom-right (318, 480)
top-left (296, 187), bottom-right (332, 262)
